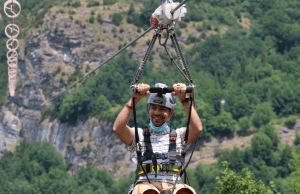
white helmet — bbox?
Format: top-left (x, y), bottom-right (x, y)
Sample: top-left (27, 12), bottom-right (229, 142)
top-left (147, 83), bottom-right (176, 109)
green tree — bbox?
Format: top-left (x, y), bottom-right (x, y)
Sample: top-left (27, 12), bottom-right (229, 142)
top-left (251, 134), bottom-right (273, 161)
top-left (251, 102), bottom-right (275, 128)
top-left (72, 1), bottom-right (81, 8)
top-left (214, 161), bottom-right (278, 194)
top-left (112, 13), bottom-right (122, 26)
top-left (232, 96), bottom-right (250, 120)
top-left (294, 131), bottom-right (300, 146)
top-left (211, 111), bottom-right (236, 138)
top-left (260, 124), bottom-right (280, 150)
top-left (290, 152), bottom-right (300, 193)
top-left (87, 1), bottom-right (100, 7)
top-left (103, 0), bottom-right (117, 5)
top-left (128, 2), bottom-right (135, 15)
top-left (97, 13), bottom-right (103, 24)
top-left (277, 145), bottom-right (292, 178)
top-left (284, 115), bottom-right (298, 129)
top-left (89, 16), bottom-right (94, 23)
top-left (219, 147), bottom-right (245, 172)
top-left (238, 117), bottom-right (251, 136)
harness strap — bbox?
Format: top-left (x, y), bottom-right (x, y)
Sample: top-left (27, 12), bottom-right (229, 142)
top-left (137, 164), bottom-right (180, 175)
top-left (133, 97), bottom-right (147, 184)
top-left (169, 129), bottom-right (179, 168)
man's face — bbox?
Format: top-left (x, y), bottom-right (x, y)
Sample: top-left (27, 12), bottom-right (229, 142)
top-left (149, 104), bottom-right (174, 127)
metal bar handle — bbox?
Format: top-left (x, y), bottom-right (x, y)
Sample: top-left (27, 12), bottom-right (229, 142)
top-left (149, 86), bottom-right (193, 94)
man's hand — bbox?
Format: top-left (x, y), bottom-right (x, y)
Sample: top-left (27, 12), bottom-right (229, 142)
top-left (171, 83), bottom-right (188, 101)
top-left (134, 83), bottom-right (150, 102)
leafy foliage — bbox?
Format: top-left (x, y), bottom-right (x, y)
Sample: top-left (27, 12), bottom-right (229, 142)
top-left (290, 152), bottom-right (300, 193)
top-left (284, 115), bottom-right (298, 129)
top-left (71, 1), bottom-right (81, 8)
top-left (238, 117), bottom-right (251, 136)
top-left (0, 140), bottom-right (133, 194)
top-left (215, 161), bottom-right (278, 194)
top-left (103, 0), bottom-right (117, 6)
top-left (87, 1), bottom-right (100, 7)
top-left (112, 13), bottom-right (122, 26)
top-left (251, 103), bottom-right (275, 128)
top-left (251, 134), bottom-right (273, 161)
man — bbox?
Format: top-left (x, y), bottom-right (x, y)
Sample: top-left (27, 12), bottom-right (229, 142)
top-left (113, 83), bottom-right (202, 194)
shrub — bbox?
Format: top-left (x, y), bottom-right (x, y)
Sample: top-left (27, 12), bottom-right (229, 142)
top-left (87, 1), bottom-right (100, 7)
top-left (72, 1), bottom-right (81, 8)
top-left (290, 152), bottom-right (300, 193)
top-left (284, 115), bottom-right (298, 129)
top-left (57, 9), bottom-right (65, 14)
top-left (146, 39), bottom-right (150, 46)
top-left (80, 136), bottom-right (84, 142)
top-left (86, 143), bottom-right (92, 153)
top-left (260, 125), bottom-right (280, 150)
top-left (68, 137), bottom-right (73, 144)
top-left (175, 29), bottom-right (182, 37)
top-left (81, 146), bottom-right (86, 154)
top-left (127, 16), bottom-right (134, 24)
top-left (103, 0), bottom-right (117, 5)
top-left (211, 111), bottom-right (236, 138)
top-left (54, 24), bottom-right (58, 33)
top-left (178, 21), bottom-right (187, 28)
top-left (128, 3), bottom-right (135, 15)
top-left (68, 10), bottom-right (76, 15)
top-left (196, 24), bottom-right (202, 32)
top-left (19, 128), bottom-right (24, 137)
top-left (75, 20), bottom-right (81, 25)
top-left (52, 66), bottom-right (61, 77)
top-left (234, 8), bottom-right (241, 19)
top-left (215, 161), bottom-right (279, 193)
top-left (295, 132), bottom-right (300, 145)
top-left (113, 163), bottom-right (120, 172)
top-left (112, 13), bottom-right (122, 26)
top-left (251, 102), bottom-right (275, 129)
top-left (91, 10), bottom-right (95, 15)
top-left (238, 117), bottom-right (251, 136)
top-left (186, 34), bottom-right (200, 45)
top-left (251, 134), bottom-right (272, 161)
top-left (85, 65), bottom-right (90, 73)
top-left (89, 16), bottom-right (94, 23)
top-left (97, 13), bottom-right (102, 24)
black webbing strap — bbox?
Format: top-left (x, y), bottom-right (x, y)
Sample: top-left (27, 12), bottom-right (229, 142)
top-left (143, 127), bottom-right (158, 178)
top-left (132, 97), bottom-right (142, 184)
top-left (184, 95), bottom-right (193, 144)
top-left (169, 129), bottom-right (178, 166)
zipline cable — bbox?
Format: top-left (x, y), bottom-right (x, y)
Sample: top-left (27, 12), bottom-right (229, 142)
top-left (52, 26), bottom-right (154, 101)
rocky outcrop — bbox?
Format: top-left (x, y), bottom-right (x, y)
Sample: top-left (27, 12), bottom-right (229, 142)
top-left (0, 104), bottom-right (134, 176)
top-left (293, 121), bottom-right (300, 130)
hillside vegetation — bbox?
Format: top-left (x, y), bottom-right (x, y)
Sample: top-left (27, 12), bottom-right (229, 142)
top-left (2, 139), bottom-right (299, 193)
top-left (1, 0), bottom-right (300, 193)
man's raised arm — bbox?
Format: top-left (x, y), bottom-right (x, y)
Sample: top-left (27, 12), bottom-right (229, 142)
top-left (112, 84), bottom-right (150, 145)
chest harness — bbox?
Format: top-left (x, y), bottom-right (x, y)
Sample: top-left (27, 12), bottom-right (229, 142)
top-left (137, 126), bottom-right (181, 178)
